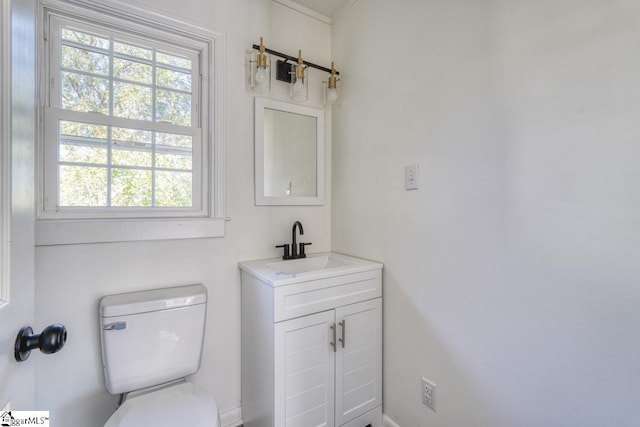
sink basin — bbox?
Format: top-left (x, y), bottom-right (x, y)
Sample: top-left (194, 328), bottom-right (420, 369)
top-left (266, 255), bottom-right (353, 275)
top-left (239, 252), bottom-right (383, 286)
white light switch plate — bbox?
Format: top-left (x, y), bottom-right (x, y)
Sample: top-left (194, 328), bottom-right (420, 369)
top-left (405, 164), bottom-right (419, 190)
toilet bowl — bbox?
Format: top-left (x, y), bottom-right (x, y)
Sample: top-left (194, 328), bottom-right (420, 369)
top-left (104, 381), bottom-right (220, 427)
top-left (100, 284), bottom-right (220, 427)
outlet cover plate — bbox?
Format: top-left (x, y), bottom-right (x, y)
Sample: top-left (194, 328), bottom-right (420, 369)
top-left (405, 164), bottom-right (419, 190)
top-left (422, 377), bottom-right (436, 411)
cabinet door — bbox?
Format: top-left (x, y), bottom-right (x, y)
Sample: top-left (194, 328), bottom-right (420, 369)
top-left (275, 310), bottom-right (336, 427)
top-left (335, 299), bottom-right (382, 426)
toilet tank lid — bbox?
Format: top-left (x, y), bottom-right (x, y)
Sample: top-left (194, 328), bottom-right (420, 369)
top-left (101, 284), bottom-right (207, 318)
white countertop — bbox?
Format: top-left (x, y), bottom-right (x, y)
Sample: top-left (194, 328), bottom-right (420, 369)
top-left (238, 252), bottom-right (383, 286)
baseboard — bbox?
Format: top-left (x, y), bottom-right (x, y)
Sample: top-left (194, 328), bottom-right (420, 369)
top-left (220, 406), bottom-right (242, 427)
top-left (220, 406), bottom-right (397, 427)
top-left (383, 413), bottom-right (401, 427)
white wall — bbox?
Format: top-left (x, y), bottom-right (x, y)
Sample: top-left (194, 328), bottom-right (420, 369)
top-left (332, 0), bottom-right (640, 426)
top-left (34, 1), bottom-right (332, 426)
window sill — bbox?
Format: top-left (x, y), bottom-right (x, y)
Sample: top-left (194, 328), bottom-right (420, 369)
top-left (35, 217), bottom-right (225, 246)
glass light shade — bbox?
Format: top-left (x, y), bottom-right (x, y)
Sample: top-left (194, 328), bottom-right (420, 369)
top-left (325, 86), bottom-right (338, 105)
top-left (324, 62), bottom-right (340, 106)
top-left (255, 66), bottom-right (268, 84)
top-left (290, 66), bottom-right (308, 102)
top-left (249, 50), bottom-right (270, 93)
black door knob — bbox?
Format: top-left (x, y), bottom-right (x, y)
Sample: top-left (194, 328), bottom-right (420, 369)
top-left (14, 324), bottom-right (67, 362)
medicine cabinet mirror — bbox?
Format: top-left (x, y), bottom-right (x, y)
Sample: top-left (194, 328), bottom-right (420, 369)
top-left (254, 98), bottom-right (324, 205)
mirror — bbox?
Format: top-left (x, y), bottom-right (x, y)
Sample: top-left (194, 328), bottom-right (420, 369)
top-left (255, 98), bottom-right (324, 205)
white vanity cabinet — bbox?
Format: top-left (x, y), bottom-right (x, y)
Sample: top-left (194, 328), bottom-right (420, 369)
top-left (239, 253), bottom-right (383, 427)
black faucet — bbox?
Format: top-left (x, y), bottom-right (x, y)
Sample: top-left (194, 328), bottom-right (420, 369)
top-left (275, 221), bottom-right (312, 260)
top-left (291, 221), bottom-right (303, 258)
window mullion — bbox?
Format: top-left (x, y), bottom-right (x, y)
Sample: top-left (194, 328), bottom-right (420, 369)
top-left (108, 36), bottom-right (114, 118)
top-left (106, 125), bottom-right (113, 207)
top-left (151, 49), bottom-right (158, 207)
top-left (107, 37), bottom-right (115, 207)
top-left (50, 108), bottom-right (197, 135)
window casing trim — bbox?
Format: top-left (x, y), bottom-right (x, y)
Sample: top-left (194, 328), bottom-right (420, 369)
top-left (36, 0), bottom-right (226, 244)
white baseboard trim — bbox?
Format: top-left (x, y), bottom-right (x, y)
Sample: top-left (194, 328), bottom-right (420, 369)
top-left (220, 406), bottom-right (242, 427)
top-left (220, 406), bottom-right (397, 427)
top-left (383, 413), bottom-right (401, 427)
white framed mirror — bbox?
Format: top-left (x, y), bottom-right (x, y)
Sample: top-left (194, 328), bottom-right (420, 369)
top-left (254, 98), bottom-right (324, 205)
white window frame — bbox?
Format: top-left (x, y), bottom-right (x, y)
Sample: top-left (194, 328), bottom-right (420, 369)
top-left (44, 15), bottom-right (204, 218)
top-left (36, 0), bottom-right (225, 245)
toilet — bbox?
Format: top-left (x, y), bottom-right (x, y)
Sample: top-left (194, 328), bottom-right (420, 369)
top-left (99, 284), bottom-right (220, 427)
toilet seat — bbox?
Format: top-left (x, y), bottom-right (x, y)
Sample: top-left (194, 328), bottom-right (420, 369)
top-left (104, 381), bottom-right (220, 427)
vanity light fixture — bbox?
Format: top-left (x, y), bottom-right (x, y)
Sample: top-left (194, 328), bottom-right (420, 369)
top-left (290, 50), bottom-right (308, 102)
top-left (324, 62), bottom-right (340, 106)
top-left (249, 37), bottom-right (270, 93)
top-left (250, 41), bottom-right (340, 103)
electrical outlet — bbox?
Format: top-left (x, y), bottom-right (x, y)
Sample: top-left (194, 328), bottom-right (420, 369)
top-left (422, 377), bottom-right (436, 411)
top-left (405, 164), bottom-right (419, 190)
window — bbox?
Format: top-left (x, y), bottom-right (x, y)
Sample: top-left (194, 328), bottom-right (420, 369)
top-left (38, 1), bottom-right (224, 244)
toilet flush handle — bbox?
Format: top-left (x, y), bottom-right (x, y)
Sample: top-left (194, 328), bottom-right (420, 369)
top-left (103, 321), bottom-right (127, 331)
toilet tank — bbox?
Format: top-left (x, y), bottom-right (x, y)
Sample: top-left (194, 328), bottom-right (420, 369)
top-left (100, 284), bottom-right (207, 394)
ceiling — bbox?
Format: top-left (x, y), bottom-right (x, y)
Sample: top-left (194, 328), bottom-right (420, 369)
top-left (287, 0), bottom-right (351, 18)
